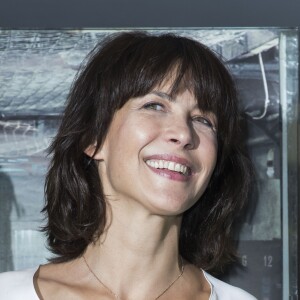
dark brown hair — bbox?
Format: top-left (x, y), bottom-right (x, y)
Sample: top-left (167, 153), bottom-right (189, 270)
top-left (43, 31), bottom-right (252, 273)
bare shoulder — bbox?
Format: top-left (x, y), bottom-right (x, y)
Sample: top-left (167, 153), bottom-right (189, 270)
top-left (203, 271), bottom-right (257, 300)
top-left (38, 261), bottom-right (81, 299)
top-left (0, 268), bottom-right (39, 300)
top-left (37, 260), bottom-right (98, 300)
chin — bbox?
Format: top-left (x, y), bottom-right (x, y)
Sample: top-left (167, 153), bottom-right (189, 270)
top-left (147, 197), bottom-right (196, 217)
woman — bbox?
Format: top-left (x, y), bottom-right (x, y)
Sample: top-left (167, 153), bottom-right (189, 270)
top-left (0, 31), bottom-right (256, 299)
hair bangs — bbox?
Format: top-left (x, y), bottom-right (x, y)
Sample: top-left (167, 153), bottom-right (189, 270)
top-left (107, 33), bottom-right (235, 134)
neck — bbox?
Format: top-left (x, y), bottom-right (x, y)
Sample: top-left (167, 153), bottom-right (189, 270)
top-left (83, 200), bottom-right (183, 299)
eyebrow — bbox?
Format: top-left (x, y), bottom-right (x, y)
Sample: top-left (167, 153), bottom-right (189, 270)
top-left (150, 91), bottom-right (175, 102)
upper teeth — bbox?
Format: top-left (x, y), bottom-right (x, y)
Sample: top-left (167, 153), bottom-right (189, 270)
top-left (146, 160), bottom-right (188, 175)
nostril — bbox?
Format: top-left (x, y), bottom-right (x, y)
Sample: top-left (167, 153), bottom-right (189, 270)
top-left (170, 138), bottom-right (180, 144)
top-left (184, 142), bottom-right (194, 150)
top-left (169, 137), bottom-right (195, 149)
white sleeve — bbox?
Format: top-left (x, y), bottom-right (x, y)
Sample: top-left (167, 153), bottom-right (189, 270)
top-left (203, 270), bottom-right (257, 300)
top-left (0, 268), bottom-right (40, 300)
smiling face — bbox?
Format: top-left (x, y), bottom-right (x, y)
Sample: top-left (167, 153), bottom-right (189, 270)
top-left (91, 84), bottom-right (218, 216)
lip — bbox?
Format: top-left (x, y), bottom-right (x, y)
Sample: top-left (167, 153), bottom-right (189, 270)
top-left (144, 154), bottom-right (194, 182)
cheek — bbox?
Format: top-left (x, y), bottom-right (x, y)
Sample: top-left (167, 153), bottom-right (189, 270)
top-left (106, 118), bottom-right (159, 158)
top-left (202, 134), bottom-right (218, 163)
top-left (124, 117), bottom-right (161, 145)
top-left (211, 142), bottom-right (218, 166)
top-left (196, 139), bottom-right (218, 185)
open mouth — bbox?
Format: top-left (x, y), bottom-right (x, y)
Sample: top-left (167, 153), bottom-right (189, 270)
top-left (145, 159), bottom-right (191, 176)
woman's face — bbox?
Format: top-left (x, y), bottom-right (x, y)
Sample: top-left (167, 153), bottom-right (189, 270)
top-left (92, 83), bottom-right (218, 216)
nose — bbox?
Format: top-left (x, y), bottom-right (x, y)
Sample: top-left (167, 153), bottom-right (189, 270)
top-left (166, 118), bottom-right (197, 150)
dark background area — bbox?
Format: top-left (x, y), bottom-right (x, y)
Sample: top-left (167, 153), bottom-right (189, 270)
top-left (0, 0), bottom-right (299, 28)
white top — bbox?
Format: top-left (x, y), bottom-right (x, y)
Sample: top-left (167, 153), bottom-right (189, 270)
top-left (0, 267), bottom-right (257, 300)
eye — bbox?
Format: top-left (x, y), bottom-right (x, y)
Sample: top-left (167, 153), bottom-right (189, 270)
top-left (192, 116), bottom-right (216, 132)
top-left (143, 102), bottom-right (165, 111)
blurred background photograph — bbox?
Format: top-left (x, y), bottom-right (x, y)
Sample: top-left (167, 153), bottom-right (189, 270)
top-left (0, 28), bottom-right (298, 300)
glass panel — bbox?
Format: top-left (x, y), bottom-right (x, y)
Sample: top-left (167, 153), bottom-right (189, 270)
top-left (221, 28), bottom-right (299, 300)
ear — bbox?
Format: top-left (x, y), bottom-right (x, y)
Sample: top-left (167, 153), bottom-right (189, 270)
top-left (84, 143), bottom-right (104, 160)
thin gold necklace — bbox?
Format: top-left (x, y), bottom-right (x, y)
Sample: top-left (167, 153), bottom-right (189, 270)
top-left (83, 255), bottom-right (184, 300)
